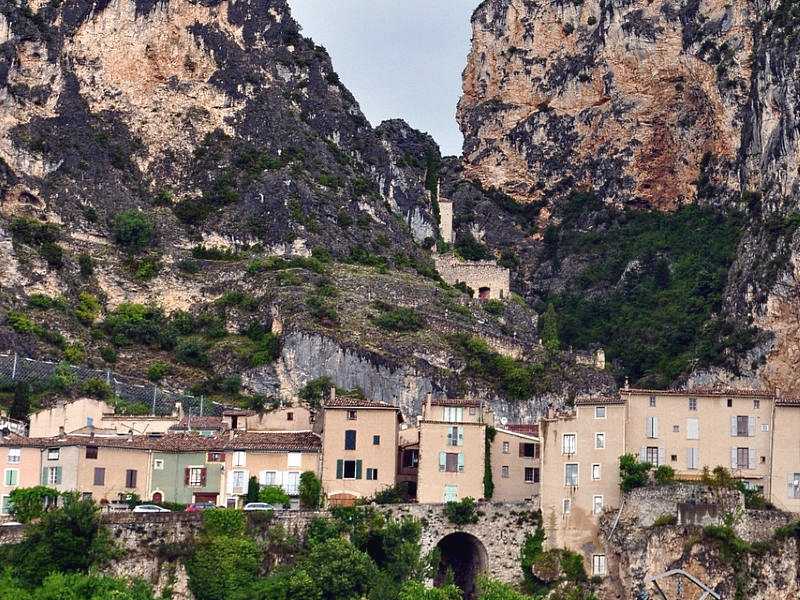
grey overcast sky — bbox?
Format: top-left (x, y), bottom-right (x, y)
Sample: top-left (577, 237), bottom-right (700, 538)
top-left (287, 1), bottom-right (476, 156)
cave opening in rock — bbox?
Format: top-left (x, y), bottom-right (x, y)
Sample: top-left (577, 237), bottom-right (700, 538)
top-left (434, 532), bottom-right (488, 600)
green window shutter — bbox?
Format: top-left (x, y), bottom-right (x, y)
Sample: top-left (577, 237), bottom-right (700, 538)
top-left (458, 426), bottom-right (464, 446)
top-left (336, 459), bottom-right (343, 479)
top-left (41, 467), bottom-right (47, 485)
top-left (457, 453), bottom-right (464, 472)
top-left (355, 460), bottom-right (363, 480)
top-left (55, 466), bottom-right (62, 485)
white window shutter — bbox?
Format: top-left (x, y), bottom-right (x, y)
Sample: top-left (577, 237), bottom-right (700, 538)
top-left (457, 453), bottom-right (465, 472)
top-left (694, 448), bottom-right (700, 469)
top-left (639, 447), bottom-right (647, 462)
top-left (748, 448), bottom-right (756, 470)
top-left (274, 471), bottom-right (283, 487)
top-left (789, 473), bottom-right (799, 498)
top-left (458, 426), bottom-right (464, 446)
top-left (687, 418), bottom-right (699, 440)
top-left (658, 447), bottom-right (665, 467)
top-left (653, 417), bottom-right (659, 439)
top-left (439, 452), bottom-right (446, 471)
top-left (447, 428), bottom-right (453, 445)
top-left (226, 472), bottom-right (235, 494)
top-left (730, 416), bottom-right (737, 437)
top-left (646, 417), bottom-right (653, 438)
top-left (259, 470), bottom-right (267, 485)
top-left (748, 416), bottom-right (756, 437)
top-left (730, 448), bottom-right (737, 469)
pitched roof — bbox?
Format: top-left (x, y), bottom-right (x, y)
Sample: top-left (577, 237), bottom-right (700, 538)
top-left (575, 396), bottom-right (625, 406)
top-left (222, 409), bottom-right (256, 417)
top-left (323, 396), bottom-right (399, 410)
top-left (430, 398), bottom-right (481, 407)
top-left (621, 387), bottom-right (775, 399)
top-left (168, 416), bottom-right (227, 432)
top-left (224, 431), bottom-right (321, 452)
top-left (505, 423), bottom-right (540, 436)
top-left (776, 397), bottom-right (800, 407)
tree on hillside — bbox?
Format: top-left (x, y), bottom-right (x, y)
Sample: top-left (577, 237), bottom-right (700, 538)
top-left (541, 303), bottom-right (560, 355)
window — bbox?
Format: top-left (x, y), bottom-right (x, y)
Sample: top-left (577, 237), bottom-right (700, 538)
top-left (592, 495), bottom-right (604, 515)
top-left (686, 418), bottom-right (699, 440)
top-left (672, 425), bottom-right (679, 433)
top-left (188, 467), bottom-right (204, 487)
top-left (0, 495), bottom-right (10, 515)
top-left (7, 448), bottom-right (20, 464)
top-left (649, 396), bottom-right (656, 407)
top-left (753, 400), bottom-right (760, 409)
top-left (565, 463), bottom-right (578, 486)
top-left (125, 469), bottom-right (137, 488)
top-left (501, 466), bottom-right (509, 478)
top-left (562, 498), bottom-right (571, 514)
top-left (47, 448), bottom-right (59, 460)
top-left (344, 430), bottom-right (357, 450)
top-left (469, 407), bottom-right (476, 415)
top-left (688, 397), bottom-right (697, 411)
top-left (502, 441), bottom-right (510, 454)
top-left (231, 470), bottom-right (246, 492)
top-left (443, 407), bottom-right (463, 422)
top-left (4, 469), bottom-right (18, 486)
top-left (736, 416), bottom-right (749, 437)
top-left (341, 460), bottom-right (360, 479)
top-left (207, 452), bottom-right (225, 462)
top-left (789, 473), bottom-right (800, 499)
top-left (734, 447), bottom-right (752, 470)
top-left (87, 416), bottom-right (94, 427)
top-left (562, 434), bottom-right (576, 454)
top-left (287, 452), bottom-right (301, 468)
top-left (443, 485), bottom-right (458, 502)
top-left (347, 410), bottom-right (358, 420)
top-left (366, 468), bottom-right (378, 481)
top-left (645, 447), bottom-right (660, 466)
top-left (286, 471), bottom-right (300, 494)
top-left (93, 467), bottom-right (105, 486)
top-left (85, 446), bottom-right (98, 460)
top-left (233, 451), bottom-right (246, 466)
top-left (592, 464), bottom-right (601, 481)
top-left (595, 406), bottom-right (606, 419)
top-left (263, 471), bottom-right (276, 485)
top-left (287, 411), bottom-right (294, 421)
top-left (45, 466), bottom-right (61, 485)
top-left (153, 459), bottom-right (164, 470)
top-left (592, 555), bottom-right (606, 577)
top-left (525, 467), bottom-right (539, 483)
top-left (727, 398), bottom-right (733, 407)
top-left (402, 449), bottom-right (419, 469)
top-left (520, 443), bottom-right (538, 458)
top-left (81, 492), bottom-right (92, 501)
top-left (595, 433), bottom-right (605, 449)
top-left (687, 448), bottom-right (700, 470)
top-left (646, 416), bottom-right (659, 438)
top-left (373, 435), bottom-right (381, 445)
top-left (440, 452), bottom-right (463, 473)
top-left (447, 426), bottom-right (464, 447)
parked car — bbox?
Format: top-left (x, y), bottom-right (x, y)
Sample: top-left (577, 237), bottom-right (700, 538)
top-left (243, 502), bottom-right (274, 512)
top-left (0, 521), bottom-right (21, 527)
top-left (186, 502), bottom-right (215, 512)
top-left (132, 504), bottom-right (171, 513)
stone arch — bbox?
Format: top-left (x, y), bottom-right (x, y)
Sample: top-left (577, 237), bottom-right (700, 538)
top-left (434, 531), bottom-right (489, 600)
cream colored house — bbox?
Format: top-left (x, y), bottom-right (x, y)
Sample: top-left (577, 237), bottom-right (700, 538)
top-left (319, 392), bottom-right (401, 506)
top-left (0, 436), bottom-right (43, 516)
top-left (767, 397), bottom-right (800, 513)
top-left (417, 397), bottom-right (492, 504)
top-left (492, 425), bottom-right (541, 502)
top-left (223, 405), bottom-right (313, 432)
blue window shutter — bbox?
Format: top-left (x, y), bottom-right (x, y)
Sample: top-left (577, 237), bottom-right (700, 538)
top-left (355, 460), bottom-right (363, 480)
top-left (336, 460), bottom-right (343, 479)
top-left (41, 467), bottom-right (47, 485)
top-left (55, 466), bottom-right (62, 485)
top-left (457, 453), bottom-right (464, 472)
top-left (458, 426), bottom-right (464, 446)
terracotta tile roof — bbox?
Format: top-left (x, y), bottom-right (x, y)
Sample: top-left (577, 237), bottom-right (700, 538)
top-left (505, 423), bottom-right (540, 436)
top-left (575, 396), bottom-right (625, 406)
top-left (621, 387), bottom-right (776, 399)
top-left (323, 396), bottom-right (399, 410)
top-left (168, 416), bottom-right (227, 431)
top-left (430, 398), bottom-right (481, 407)
top-left (222, 409), bottom-right (256, 417)
top-left (776, 397), bottom-right (800, 407)
top-left (225, 431), bottom-right (321, 452)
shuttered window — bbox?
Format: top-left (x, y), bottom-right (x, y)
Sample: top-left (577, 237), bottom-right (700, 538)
top-left (93, 467), bottom-right (105, 486)
top-left (789, 473), bottom-right (800, 499)
top-left (686, 418), bottom-right (699, 440)
top-left (344, 430), bottom-right (357, 450)
top-left (447, 426), bottom-right (464, 447)
top-left (562, 434), bottom-right (576, 454)
top-left (125, 469), bottom-right (137, 488)
top-left (687, 448), bottom-right (700, 470)
top-left (565, 464), bottom-right (578, 486)
top-left (85, 446), bottom-right (98, 459)
top-left (645, 416), bottom-right (659, 439)
top-left (339, 460), bottom-right (362, 479)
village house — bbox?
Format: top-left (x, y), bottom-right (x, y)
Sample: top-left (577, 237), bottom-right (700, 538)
top-left (417, 396), bottom-right (492, 504)
top-left (222, 430), bottom-right (321, 507)
top-left (771, 396), bottom-right (800, 513)
top-left (222, 405), bottom-right (313, 432)
top-left (319, 391), bottom-right (401, 506)
top-left (397, 425), bottom-right (420, 499)
top-left (0, 435), bottom-right (43, 515)
top-left (149, 435), bottom-right (225, 505)
top-left (491, 424), bottom-right (541, 503)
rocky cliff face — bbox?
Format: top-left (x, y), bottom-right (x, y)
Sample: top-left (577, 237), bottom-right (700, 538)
top-left (457, 0), bottom-right (800, 392)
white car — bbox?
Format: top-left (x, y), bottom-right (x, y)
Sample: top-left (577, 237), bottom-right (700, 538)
top-left (132, 504), bottom-right (171, 513)
top-left (243, 502), bottom-right (273, 512)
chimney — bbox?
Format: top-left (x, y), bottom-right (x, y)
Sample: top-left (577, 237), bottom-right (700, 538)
top-left (58, 426), bottom-right (65, 439)
top-left (329, 386), bottom-right (336, 403)
top-left (425, 393), bottom-right (433, 418)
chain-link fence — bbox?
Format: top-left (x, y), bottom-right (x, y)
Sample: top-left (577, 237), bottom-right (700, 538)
top-left (0, 353), bottom-right (220, 416)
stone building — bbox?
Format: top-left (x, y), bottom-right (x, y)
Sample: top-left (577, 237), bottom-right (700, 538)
top-left (417, 396), bottom-right (492, 504)
top-left (491, 424), bottom-right (541, 503)
top-left (319, 391), bottom-right (402, 506)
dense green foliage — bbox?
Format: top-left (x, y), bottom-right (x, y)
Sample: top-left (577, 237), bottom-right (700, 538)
top-left (544, 202), bottom-right (754, 387)
top-left (0, 572), bottom-right (156, 600)
top-left (260, 485), bottom-right (291, 507)
top-left (444, 497), bottom-right (479, 525)
top-left (540, 304), bottom-right (560, 355)
top-left (619, 454), bottom-right (652, 492)
top-left (8, 486), bottom-right (59, 523)
top-left (112, 210), bottom-right (154, 252)
top-left (484, 427), bottom-right (496, 499)
top-left (299, 471), bottom-right (323, 509)
top-left (372, 302), bottom-right (427, 332)
top-left (653, 465), bottom-right (676, 485)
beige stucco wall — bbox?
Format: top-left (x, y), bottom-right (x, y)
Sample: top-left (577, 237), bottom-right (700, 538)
top-left (417, 419), bottom-right (486, 504)
top-left (321, 408), bottom-right (399, 500)
top-left (0, 447), bottom-right (42, 515)
top-left (39, 445), bottom-right (80, 493)
top-left (29, 398), bottom-right (113, 437)
top-left (100, 415), bottom-right (179, 435)
top-left (769, 405), bottom-right (800, 512)
top-left (222, 450), bottom-right (320, 506)
top-left (242, 406), bottom-right (313, 431)
top-left (624, 391), bottom-right (773, 494)
top-left (75, 446), bottom-right (152, 502)
top-left (491, 429), bottom-right (540, 502)
top-left (540, 404), bottom-right (625, 571)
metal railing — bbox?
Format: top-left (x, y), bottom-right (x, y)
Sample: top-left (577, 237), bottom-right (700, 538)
top-left (0, 352), bottom-right (220, 417)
